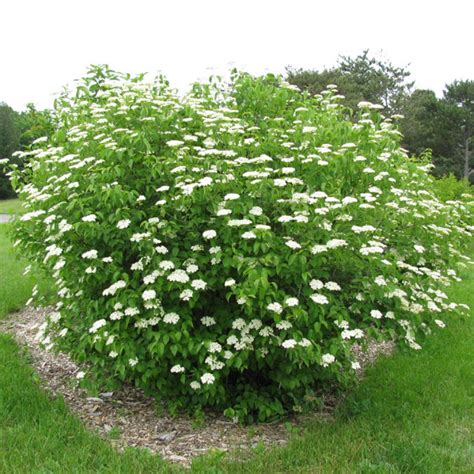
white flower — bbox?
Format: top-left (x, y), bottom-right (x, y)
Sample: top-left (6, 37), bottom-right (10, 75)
top-left (285, 297), bottom-right (299, 307)
top-left (224, 193), bottom-right (240, 201)
top-left (76, 371), bottom-right (85, 380)
top-left (170, 364), bottom-right (185, 373)
top-left (142, 289), bottom-right (156, 301)
top-left (217, 208), bottom-right (232, 216)
top-left (276, 321), bottom-right (292, 330)
top-left (130, 232), bottom-right (150, 242)
top-left (228, 219), bottom-right (252, 226)
top-left (117, 219), bottom-right (131, 229)
top-left (326, 239), bottom-right (348, 249)
top-left (109, 351), bottom-right (118, 358)
top-left (186, 264), bottom-right (199, 273)
top-left (370, 310), bottom-right (383, 319)
top-left (180, 289), bottom-right (193, 301)
top-left (374, 276), bottom-right (387, 286)
top-left (167, 270), bottom-right (189, 283)
top-left (302, 126), bottom-right (317, 133)
top-left (285, 240), bottom-right (301, 250)
top-left (166, 140), bottom-right (184, 147)
top-left (129, 358), bottom-right (139, 367)
top-left (325, 281), bottom-right (341, 291)
top-left (109, 310), bottom-right (123, 321)
top-left (102, 280), bottom-right (126, 296)
top-left (191, 279), bottom-right (207, 290)
top-left (282, 339), bottom-right (297, 349)
top-left (202, 230), bottom-right (217, 239)
top-left (351, 361), bottom-right (361, 370)
top-left (200, 373), bottom-right (215, 384)
top-left (82, 214), bottom-right (97, 222)
top-left (201, 316), bottom-right (216, 326)
top-left (85, 266), bottom-right (96, 274)
top-left (155, 245), bottom-right (169, 254)
top-left (190, 381), bottom-right (201, 390)
top-left (249, 206), bottom-right (263, 216)
top-left (310, 279), bottom-right (324, 290)
top-left (242, 231), bottom-right (256, 239)
top-left (81, 249), bottom-right (98, 259)
top-left (163, 312), bottom-right (180, 324)
top-left (311, 244), bottom-right (327, 254)
top-left (267, 302), bottom-right (283, 314)
top-left (224, 278), bottom-right (236, 287)
top-left (310, 294), bottom-right (329, 304)
top-left (208, 342), bottom-right (222, 353)
top-left (233, 319), bottom-right (248, 332)
top-left (414, 245), bottom-right (425, 253)
top-left (434, 319), bottom-right (446, 328)
top-left (321, 353), bottom-right (335, 367)
top-left (227, 335), bottom-right (239, 345)
top-left (299, 338), bottom-right (311, 347)
top-left (89, 319), bottom-right (106, 333)
top-left (159, 260), bottom-right (175, 270)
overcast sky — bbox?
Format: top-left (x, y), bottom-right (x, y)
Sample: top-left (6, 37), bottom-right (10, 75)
top-left (1, 0), bottom-right (473, 110)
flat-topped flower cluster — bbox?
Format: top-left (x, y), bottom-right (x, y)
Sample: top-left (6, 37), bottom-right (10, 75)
top-left (4, 66), bottom-right (473, 422)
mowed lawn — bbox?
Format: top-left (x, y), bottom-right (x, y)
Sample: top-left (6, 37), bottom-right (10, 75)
top-left (0, 198), bottom-right (23, 215)
top-left (0, 219), bottom-right (473, 473)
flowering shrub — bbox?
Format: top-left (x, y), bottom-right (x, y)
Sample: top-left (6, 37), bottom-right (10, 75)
top-left (3, 66), bottom-right (473, 422)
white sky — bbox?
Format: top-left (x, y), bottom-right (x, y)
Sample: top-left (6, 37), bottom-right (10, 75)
top-left (1, 0), bottom-right (473, 111)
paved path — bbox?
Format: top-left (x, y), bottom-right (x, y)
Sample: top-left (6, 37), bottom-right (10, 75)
top-left (0, 214), bottom-right (12, 223)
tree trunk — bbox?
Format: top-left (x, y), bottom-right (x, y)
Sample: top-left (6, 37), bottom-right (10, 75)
top-left (463, 128), bottom-right (471, 179)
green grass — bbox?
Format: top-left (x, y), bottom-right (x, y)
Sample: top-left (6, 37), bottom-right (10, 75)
top-left (0, 225), bottom-right (51, 318)
top-left (0, 198), bottom-right (22, 215)
top-left (0, 226), bottom-right (473, 472)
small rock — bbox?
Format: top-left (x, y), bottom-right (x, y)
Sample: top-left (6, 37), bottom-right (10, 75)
top-left (167, 454), bottom-right (187, 463)
top-left (100, 392), bottom-right (114, 398)
top-left (157, 430), bottom-right (177, 443)
top-left (86, 397), bottom-right (104, 403)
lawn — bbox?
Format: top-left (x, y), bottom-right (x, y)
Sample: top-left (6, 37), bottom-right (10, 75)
top-left (0, 198), bottom-right (23, 215)
top-left (1, 222), bottom-right (473, 473)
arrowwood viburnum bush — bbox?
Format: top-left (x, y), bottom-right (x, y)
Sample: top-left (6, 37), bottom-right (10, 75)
top-left (3, 66), bottom-right (473, 422)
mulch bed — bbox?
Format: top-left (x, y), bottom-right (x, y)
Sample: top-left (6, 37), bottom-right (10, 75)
top-left (0, 306), bottom-right (394, 466)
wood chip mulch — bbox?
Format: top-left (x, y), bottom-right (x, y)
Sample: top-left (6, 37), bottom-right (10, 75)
top-left (0, 306), bottom-right (394, 466)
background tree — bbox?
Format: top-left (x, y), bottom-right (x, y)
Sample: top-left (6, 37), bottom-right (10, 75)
top-left (287, 50), bottom-right (413, 114)
top-left (400, 81), bottom-right (473, 181)
top-left (442, 80), bottom-right (473, 180)
top-left (0, 102), bottom-right (54, 199)
top-left (0, 103), bottom-right (20, 198)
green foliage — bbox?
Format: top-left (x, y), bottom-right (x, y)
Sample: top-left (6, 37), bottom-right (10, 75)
top-left (431, 174), bottom-right (473, 202)
top-left (5, 66), bottom-right (473, 423)
top-left (0, 225), bottom-right (473, 471)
